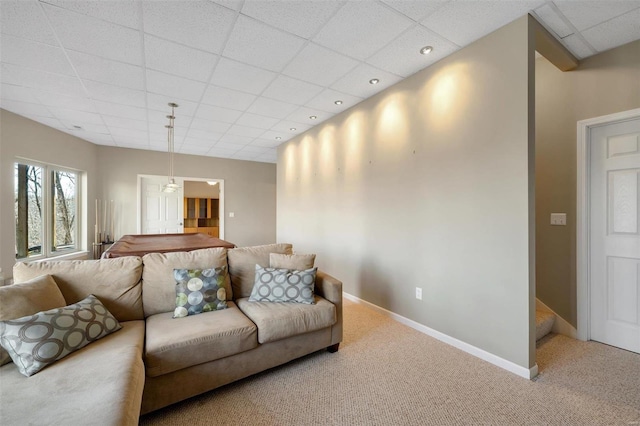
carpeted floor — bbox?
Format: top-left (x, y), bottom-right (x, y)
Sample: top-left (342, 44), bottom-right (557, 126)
top-left (140, 299), bottom-right (640, 425)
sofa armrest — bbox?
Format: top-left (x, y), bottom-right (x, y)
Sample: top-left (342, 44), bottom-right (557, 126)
top-left (315, 270), bottom-right (343, 347)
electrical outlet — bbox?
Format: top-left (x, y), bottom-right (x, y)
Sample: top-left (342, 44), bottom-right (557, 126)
top-left (415, 287), bottom-right (422, 300)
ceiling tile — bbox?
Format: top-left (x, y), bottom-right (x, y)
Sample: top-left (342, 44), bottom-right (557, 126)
top-left (0, 1), bottom-right (58, 45)
top-left (210, 58), bottom-right (277, 95)
top-left (232, 151), bottom-right (260, 160)
top-left (285, 106), bottom-right (331, 125)
top-left (84, 80), bottom-right (146, 107)
top-left (305, 88), bottom-right (362, 114)
top-left (270, 120), bottom-right (312, 134)
top-left (195, 103), bottom-right (243, 124)
top-left (214, 141), bottom-right (248, 150)
top-left (68, 50), bottom-right (144, 90)
top-left (256, 149), bottom-right (277, 163)
top-left (554, 0), bottom-right (640, 32)
top-left (28, 116), bottom-right (66, 130)
top-left (282, 42), bottom-right (359, 87)
top-left (331, 63), bottom-right (402, 97)
top-left (259, 129), bottom-right (290, 142)
top-left (313, 1), bottom-right (414, 60)
top-left (109, 126), bottom-right (148, 140)
top-left (142, 1), bottom-right (236, 54)
top-left (222, 15), bottom-right (306, 72)
top-left (146, 93), bottom-right (199, 118)
top-left (201, 85), bottom-right (257, 111)
top-left (559, 34), bottom-right (596, 59)
top-left (1, 83), bottom-right (39, 104)
top-left (41, 0), bottom-right (140, 29)
top-left (240, 0), bottom-right (342, 39)
top-left (532, 3), bottom-right (574, 38)
top-left (235, 112), bottom-right (280, 130)
top-left (42, 3), bottom-right (142, 65)
top-left (227, 124), bottom-right (265, 138)
top-left (367, 24), bottom-right (460, 78)
top-left (190, 117), bottom-right (232, 133)
top-left (83, 134), bottom-right (115, 146)
top-left (249, 138), bottom-right (283, 148)
top-left (262, 75), bottom-right (324, 105)
top-left (146, 70), bottom-right (207, 102)
top-left (1, 63), bottom-right (86, 98)
top-left (208, 146), bottom-right (242, 157)
top-left (236, 144), bottom-right (268, 154)
top-left (58, 121), bottom-right (109, 134)
top-left (0, 99), bottom-right (53, 117)
top-left (186, 128), bottom-right (224, 141)
top-left (210, 0), bottom-right (244, 12)
top-left (144, 35), bottom-right (218, 83)
top-left (50, 107), bottom-right (104, 124)
top-left (381, 0), bottom-right (449, 22)
top-left (422, 1), bottom-right (544, 46)
top-left (103, 115), bottom-right (148, 131)
top-left (92, 100), bottom-right (147, 121)
top-left (247, 97), bottom-right (298, 119)
top-left (580, 8), bottom-right (640, 52)
top-left (178, 144), bottom-right (212, 155)
top-left (33, 90), bottom-right (96, 112)
top-left (217, 134), bottom-right (255, 146)
top-left (1, 35), bottom-right (75, 76)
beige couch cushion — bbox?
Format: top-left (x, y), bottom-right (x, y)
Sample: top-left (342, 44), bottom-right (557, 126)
top-left (236, 296), bottom-right (336, 344)
top-left (270, 253), bottom-right (315, 270)
top-left (0, 320), bottom-right (145, 426)
top-left (142, 247), bottom-right (230, 317)
top-left (0, 274), bottom-right (67, 366)
top-left (228, 243), bottom-right (292, 299)
top-left (13, 257), bottom-right (143, 321)
top-left (145, 301), bottom-right (257, 377)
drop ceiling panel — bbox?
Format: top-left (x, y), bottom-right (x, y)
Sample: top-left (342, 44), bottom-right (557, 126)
top-left (195, 103), bottom-right (243, 124)
top-left (421, 1), bottom-right (545, 46)
top-left (1, 35), bottom-right (76, 76)
top-left (208, 147), bottom-right (242, 157)
top-left (235, 112), bottom-right (280, 130)
top-left (0, 1), bottom-right (58, 45)
top-left (103, 115), bottom-right (148, 131)
top-left (1, 99), bottom-right (54, 118)
top-left (69, 50), bottom-right (144, 90)
top-left (223, 15), bottom-right (306, 72)
top-left (261, 75), bottom-right (324, 105)
top-left (553, 0), bottom-right (640, 32)
top-left (43, 3), bottom-right (142, 66)
top-left (92, 101), bottom-right (147, 121)
top-left (34, 91), bottom-right (96, 112)
top-left (313, 1), bottom-right (414, 60)
top-left (282, 42), bottom-right (359, 87)
top-left (249, 138), bottom-right (283, 148)
top-left (270, 120), bottom-right (312, 134)
top-left (331, 63), bottom-right (402, 98)
top-left (286, 106), bottom-right (330, 125)
top-left (190, 118), bottom-right (232, 133)
top-left (217, 134), bottom-right (254, 146)
top-left (201, 85), bottom-right (257, 111)
top-left (144, 35), bottom-right (218, 83)
top-left (581, 8), bottom-right (640, 52)
top-left (381, 0), bottom-right (449, 22)
top-left (260, 129), bottom-right (289, 141)
top-left (41, 0), bottom-right (140, 29)
top-left (240, 0), bottom-right (342, 39)
top-left (83, 80), bottom-right (146, 107)
top-left (1, 63), bottom-right (86, 98)
top-left (141, 1), bottom-right (236, 54)
top-left (31, 116), bottom-right (65, 129)
top-left (1, 83), bottom-right (39, 104)
top-left (560, 34), bottom-right (595, 59)
top-left (213, 141), bottom-right (248, 151)
top-left (146, 70), bottom-right (207, 102)
top-left (247, 97), bottom-right (298, 119)
top-left (211, 0), bottom-right (243, 12)
top-left (305, 88), bottom-right (362, 114)
top-left (211, 58), bottom-right (277, 95)
top-left (186, 128), bottom-right (224, 141)
top-left (237, 144), bottom-right (268, 154)
top-left (178, 144), bottom-right (212, 155)
top-left (146, 93), bottom-right (199, 118)
top-left (59, 121), bottom-right (109, 134)
top-left (532, 3), bottom-right (574, 38)
top-left (367, 25), bottom-right (460, 78)
top-left (227, 124), bottom-right (265, 138)
top-left (50, 107), bottom-right (103, 125)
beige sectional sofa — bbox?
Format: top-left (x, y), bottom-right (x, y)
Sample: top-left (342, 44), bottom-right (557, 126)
top-left (0, 244), bottom-right (343, 425)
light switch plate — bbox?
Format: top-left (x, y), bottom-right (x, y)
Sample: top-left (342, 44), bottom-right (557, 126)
top-left (229, 212), bottom-right (235, 218)
top-left (550, 213), bottom-right (566, 226)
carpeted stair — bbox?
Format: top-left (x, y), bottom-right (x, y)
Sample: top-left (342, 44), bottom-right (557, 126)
top-left (536, 310), bottom-right (555, 341)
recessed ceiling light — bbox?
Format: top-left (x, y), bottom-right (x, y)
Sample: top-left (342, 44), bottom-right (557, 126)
top-left (369, 78), bottom-right (379, 85)
top-left (420, 46), bottom-right (433, 55)
top-left (309, 115), bottom-right (317, 120)
top-left (290, 127), bottom-right (296, 131)
top-left (334, 100), bottom-right (343, 105)
top-left (72, 125), bottom-right (82, 130)
top-left (275, 136), bottom-right (282, 140)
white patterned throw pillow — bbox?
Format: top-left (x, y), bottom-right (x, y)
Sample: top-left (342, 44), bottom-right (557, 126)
top-left (249, 265), bottom-right (317, 304)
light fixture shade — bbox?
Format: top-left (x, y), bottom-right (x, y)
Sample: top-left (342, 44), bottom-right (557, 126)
top-left (163, 178), bottom-right (179, 193)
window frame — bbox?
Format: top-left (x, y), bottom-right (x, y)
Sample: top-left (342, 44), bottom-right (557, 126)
top-left (15, 160), bottom-right (83, 261)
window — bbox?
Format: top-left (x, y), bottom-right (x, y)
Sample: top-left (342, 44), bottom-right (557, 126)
top-left (15, 162), bottom-right (81, 259)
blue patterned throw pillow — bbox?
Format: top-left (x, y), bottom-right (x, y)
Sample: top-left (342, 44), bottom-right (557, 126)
top-left (173, 266), bottom-right (228, 318)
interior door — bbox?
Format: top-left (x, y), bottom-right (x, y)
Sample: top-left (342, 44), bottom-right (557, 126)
top-left (590, 117), bottom-right (640, 353)
top-left (141, 176), bottom-right (184, 234)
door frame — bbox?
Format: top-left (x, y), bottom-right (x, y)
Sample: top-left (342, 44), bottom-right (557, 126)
top-left (137, 175), bottom-right (225, 239)
top-left (576, 107), bottom-right (640, 341)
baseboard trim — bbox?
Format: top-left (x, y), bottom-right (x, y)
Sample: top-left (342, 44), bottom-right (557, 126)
top-left (344, 293), bottom-right (538, 380)
top-left (535, 298), bottom-right (577, 339)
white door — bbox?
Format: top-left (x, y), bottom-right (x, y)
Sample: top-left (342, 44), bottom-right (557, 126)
top-left (141, 176), bottom-right (184, 234)
top-left (590, 117), bottom-right (640, 353)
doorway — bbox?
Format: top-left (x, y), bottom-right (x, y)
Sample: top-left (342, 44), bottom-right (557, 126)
top-left (577, 108), bottom-right (640, 354)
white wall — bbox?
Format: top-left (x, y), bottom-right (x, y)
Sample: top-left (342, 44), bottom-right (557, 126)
top-left (277, 17), bottom-right (535, 369)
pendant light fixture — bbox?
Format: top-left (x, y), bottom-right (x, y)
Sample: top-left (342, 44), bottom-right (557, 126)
top-left (163, 102), bottom-right (180, 193)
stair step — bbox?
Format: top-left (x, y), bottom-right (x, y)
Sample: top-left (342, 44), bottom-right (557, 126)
top-left (536, 310), bottom-right (555, 341)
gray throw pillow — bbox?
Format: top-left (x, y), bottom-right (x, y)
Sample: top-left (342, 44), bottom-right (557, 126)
top-left (173, 266), bottom-right (228, 318)
top-left (249, 265), bottom-right (317, 304)
top-left (0, 294), bottom-right (122, 377)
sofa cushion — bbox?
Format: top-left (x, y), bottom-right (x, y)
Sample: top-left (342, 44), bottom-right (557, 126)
top-left (145, 301), bottom-right (257, 377)
top-left (0, 274), bottom-right (67, 366)
top-left (0, 295), bottom-right (122, 377)
top-left (0, 320), bottom-right (145, 426)
top-left (228, 243), bottom-right (293, 299)
top-left (236, 296), bottom-right (336, 344)
top-left (142, 248), bottom-right (230, 317)
top-left (173, 267), bottom-right (228, 318)
top-left (13, 257), bottom-right (144, 321)
top-left (249, 266), bottom-right (317, 304)
top-left (269, 253), bottom-right (315, 270)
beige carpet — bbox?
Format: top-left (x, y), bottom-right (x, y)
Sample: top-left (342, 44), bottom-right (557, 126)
top-left (140, 299), bottom-right (640, 425)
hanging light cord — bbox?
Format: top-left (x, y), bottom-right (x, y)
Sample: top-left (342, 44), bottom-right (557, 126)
top-left (166, 102), bottom-right (178, 186)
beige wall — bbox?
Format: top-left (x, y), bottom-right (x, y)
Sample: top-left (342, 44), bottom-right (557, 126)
top-left (184, 180), bottom-right (220, 199)
top-left (535, 40), bottom-right (640, 326)
top-left (1, 110), bottom-right (277, 280)
top-left (96, 146), bottom-right (276, 248)
top-left (278, 17), bottom-right (536, 369)
top-left (0, 110), bottom-right (99, 278)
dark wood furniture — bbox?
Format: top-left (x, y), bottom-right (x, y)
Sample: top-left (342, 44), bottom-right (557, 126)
top-left (103, 233), bottom-right (235, 258)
